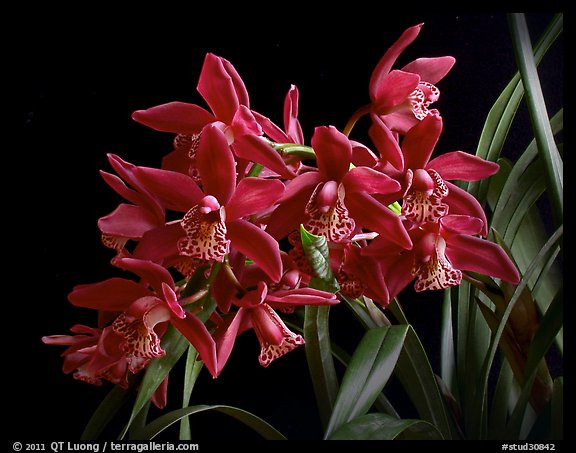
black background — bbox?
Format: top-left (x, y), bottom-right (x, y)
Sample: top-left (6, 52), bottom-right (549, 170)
top-left (12, 11), bottom-right (563, 441)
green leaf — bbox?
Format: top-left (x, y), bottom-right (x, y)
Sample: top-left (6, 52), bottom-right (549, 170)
top-left (396, 325), bottom-right (458, 439)
top-left (508, 13), bottom-right (563, 225)
top-left (550, 377), bottom-right (563, 440)
top-left (119, 324), bottom-right (190, 439)
top-left (471, 225), bottom-right (563, 440)
top-left (342, 296), bottom-right (457, 439)
top-left (299, 224), bottom-right (339, 292)
top-left (139, 405), bottom-right (287, 440)
top-left (468, 13), bottom-right (562, 205)
top-left (179, 346), bottom-right (203, 440)
top-left (327, 413), bottom-right (443, 440)
top-left (324, 325), bottom-right (408, 438)
top-left (303, 305), bottom-right (339, 430)
top-left (505, 286), bottom-right (562, 438)
top-left (80, 384), bottom-right (134, 440)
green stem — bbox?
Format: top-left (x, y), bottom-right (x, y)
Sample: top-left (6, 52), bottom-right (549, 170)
top-left (343, 104), bottom-right (371, 136)
top-left (508, 13), bottom-right (563, 226)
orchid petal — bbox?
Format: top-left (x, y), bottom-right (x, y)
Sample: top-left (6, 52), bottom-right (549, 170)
top-left (233, 134), bottom-right (296, 180)
top-left (381, 252), bottom-right (416, 300)
top-left (227, 219), bottom-right (283, 283)
top-left (369, 114), bottom-right (404, 171)
top-left (265, 288), bottom-right (338, 307)
top-left (226, 177), bottom-right (285, 221)
top-left (230, 104), bottom-right (262, 137)
top-left (133, 223), bottom-right (183, 263)
top-left (401, 56), bottom-right (456, 84)
top-left (312, 126), bottom-right (352, 182)
top-left (171, 313), bottom-right (218, 378)
top-left (379, 110), bottom-right (420, 135)
top-left (213, 308), bottom-right (250, 376)
top-left (439, 214), bottom-right (484, 236)
top-left (371, 70), bottom-right (420, 111)
top-left (151, 376), bottom-right (169, 409)
top-left (131, 102), bottom-right (215, 134)
top-left (251, 109), bottom-right (289, 143)
top-left (112, 257), bottom-right (176, 293)
top-left (402, 112), bottom-right (442, 170)
top-left (343, 246), bottom-right (390, 306)
top-left (284, 84), bottom-right (304, 144)
top-left (444, 182), bottom-right (489, 236)
top-left (99, 171), bottom-right (144, 208)
top-left (218, 55), bottom-right (250, 107)
top-left (346, 193), bottom-right (412, 249)
top-left (369, 23), bottom-right (423, 100)
top-left (428, 151), bottom-right (500, 181)
top-left (98, 204), bottom-right (161, 238)
top-left (68, 279), bottom-right (151, 311)
top-left (281, 171), bottom-right (322, 202)
top-left (197, 123), bottom-right (237, 205)
top-left (264, 191), bottom-right (311, 241)
top-left (351, 140), bottom-right (379, 168)
top-left (197, 53), bottom-right (241, 124)
top-left (134, 166), bottom-right (204, 212)
top-left (342, 166), bottom-right (400, 195)
top-left (446, 235), bottom-right (521, 284)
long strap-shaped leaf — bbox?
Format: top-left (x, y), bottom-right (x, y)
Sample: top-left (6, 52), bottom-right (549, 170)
top-left (508, 13), bottom-right (563, 226)
top-left (470, 225), bottom-right (563, 439)
top-left (323, 325), bottom-right (409, 438)
top-left (327, 413), bottom-right (443, 440)
top-left (504, 286), bottom-right (563, 438)
top-left (467, 13), bottom-right (562, 204)
top-left (139, 404), bottom-right (287, 440)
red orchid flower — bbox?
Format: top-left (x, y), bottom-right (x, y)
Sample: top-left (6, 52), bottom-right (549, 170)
top-left (266, 125), bottom-right (411, 249)
top-left (42, 324), bottom-right (170, 408)
top-left (132, 123), bottom-right (286, 283)
top-left (130, 53), bottom-right (295, 181)
top-left (368, 23), bottom-right (455, 134)
top-left (364, 214), bottom-right (521, 298)
top-left (97, 153), bottom-right (165, 254)
top-left (372, 112), bottom-right (499, 236)
top-left (212, 281), bottom-right (338, 376)
top-left (64, 256), bottom-right (219, 378)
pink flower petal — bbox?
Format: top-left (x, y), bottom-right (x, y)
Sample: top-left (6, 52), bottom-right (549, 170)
top-left (197, 123), bottom-right (237, 205)
top-left (346, 192), bottom-right (412, 250)
top-left (197, 53), bottom-right (241, 124)
top-left (342, 166), bottom-right (401, 195)
top-left (133, 223), bottom-right (183, 263)
top-left (428, 151), bottom-right (500, 181)
top-left (131, 102), bottom-right (215, 134)
top-left (233, 134), bottom-right (296, 180)
top-left (401, 56), bottom-right (456, 84)
top-left (134, 166), bottom-right (204, 212)
top-left (371, 69), bottom-right (420, 112)
top-left (402, 112), bottom-right (442, 170)
top-left (369, 23), bottom-right (423, 100)
top-left (439, 215), bottom-right (484, 236)
top-left (225, 177), bottom-right (285, 221)
top-left (112, 257), bottom-right (175, 294)
top-left (369, 114), bottom-right (404, 171)
top-left (227, 219), bottom-right (283, 283)
top-left (98, 204), bottom-right (162, 238)
top-left (444, 182), bottom-right (489, 237)
top-left (68, 279), bottom-right (151, 311)
top-left (446, 235), bottom-right (521, 284)
top-left (171, 313), bottom-right (218, 378)
top-left (284, 84), bottom-right (304, 144)
top-left (312, 126), bottom-right (352, 182)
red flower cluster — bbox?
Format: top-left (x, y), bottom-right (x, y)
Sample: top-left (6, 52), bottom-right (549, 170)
top-left (43, 24), bottom-right (520, 408)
